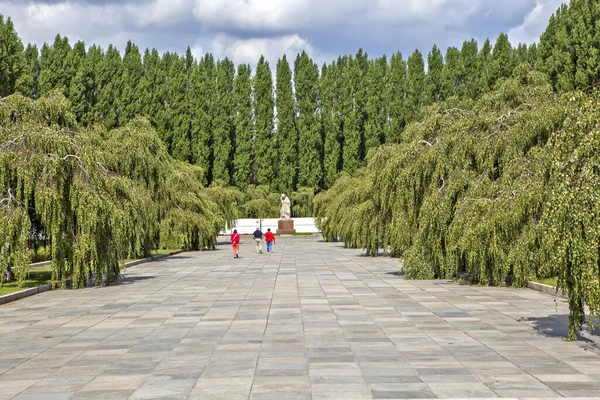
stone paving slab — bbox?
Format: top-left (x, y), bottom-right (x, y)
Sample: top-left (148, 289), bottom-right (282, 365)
top-left (1, 236), bottom-right (600, 399)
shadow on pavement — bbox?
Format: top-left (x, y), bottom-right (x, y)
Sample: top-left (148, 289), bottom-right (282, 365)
top-left (522, 314), bottom-right (600, 351)
top-left (115, 275), bottom-right (155, 285)
top-left (386, 271), bottom-right (404, 277)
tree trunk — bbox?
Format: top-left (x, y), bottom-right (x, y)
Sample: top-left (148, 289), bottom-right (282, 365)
top-left (3, 245), bottom-right (14, 282)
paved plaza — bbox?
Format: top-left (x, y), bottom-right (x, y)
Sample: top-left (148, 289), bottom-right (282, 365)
top-left (1, 236), bottom-right (600, 399)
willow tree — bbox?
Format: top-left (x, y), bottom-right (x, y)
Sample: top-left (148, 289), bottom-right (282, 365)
top-left (0, 92), bottom-right (238, 289)
top-left (0, 92), bottom-right (123, 287)
top-left (315, 66), bottom-right (600, 337)
top-left (541, 91), bottom-right (600, 340)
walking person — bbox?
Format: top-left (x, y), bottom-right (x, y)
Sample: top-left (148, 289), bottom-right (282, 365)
top-left (253, 227), bottom-right (263, 254)
top-left (265, 228), bottom-right (276, 254)
top-left (230, 229), bottom-right (240, 259)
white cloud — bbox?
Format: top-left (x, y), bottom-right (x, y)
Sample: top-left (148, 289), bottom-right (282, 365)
top-left (192, 0), bottom-right (536, 34)
top-left (0, 0), bottom-right (568, 68)
top-left (209, 34), bottom-right (314, 67)
top-left (508, 0), bottom-right (567, 44)
top-left (0, 0), bottom-right (194, 50)
top-left (127, 0), bottom-right (195, 27)
top-left (193, 0), bottom-right (365, 32)
top-left (190, 44), bottom-right (203, 60)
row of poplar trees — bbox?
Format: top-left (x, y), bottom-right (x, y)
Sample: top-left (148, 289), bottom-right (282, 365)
top-left (1, 14), bottom-right (546, 194)
top-left (1, 0), bottom-right (598, 193)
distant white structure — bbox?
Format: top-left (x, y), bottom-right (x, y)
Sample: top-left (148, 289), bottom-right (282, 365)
top-left (222, 218), bottom-right (319, 235)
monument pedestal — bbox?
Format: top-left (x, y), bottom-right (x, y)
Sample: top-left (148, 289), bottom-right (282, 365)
top-left (277, 219), bottom-right (296, 235)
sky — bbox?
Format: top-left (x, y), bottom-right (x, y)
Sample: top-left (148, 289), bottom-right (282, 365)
top-left (0, 0), bottom-right (567, 68)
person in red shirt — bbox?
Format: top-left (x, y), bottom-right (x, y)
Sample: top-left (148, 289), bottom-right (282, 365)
top-left (265, 228), bottom-right (276, 254)
top-left (230, 229), bottom-right (240, 259)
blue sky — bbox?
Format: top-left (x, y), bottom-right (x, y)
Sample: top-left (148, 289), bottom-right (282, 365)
top-left (1, 0), bottom-right (567, 67)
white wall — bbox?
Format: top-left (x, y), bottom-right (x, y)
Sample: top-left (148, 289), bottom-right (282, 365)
top-left (221, 218), bottom-right (319, 235)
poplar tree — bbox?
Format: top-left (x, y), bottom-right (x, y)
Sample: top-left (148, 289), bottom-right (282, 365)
top-left (17, 44), bottom-right (40, 98)
top-left (95, 45), bottom-right (123, 129)
top-left (537, 1), bottom-right (600, 90)
top-left (341, 50), bottom-right (368, 174)
top-left (295, 52), bottom-right (322, 188)
top-left (121, 41), bottom-right (144, 122)
top-left (405, 49), bottom-right (426, 122)
top-left (478, 39), bottom-right (493, 92)
top-left (387, 52), bottom-right (407, 143)
top-left (211, 58), bottom-right (235, 184)
top-left (139, 49), bottom-right (162, 131)
top-left (489, 33), bottom-right (515, 88)
top-left (63, 40), bottom-right (86, 97)
top-left (253, 56), bottom-right (275, 186)
top-left (275, 55), bottom-right (297, 193)
top-left (0, 16), bottom-right (25, 98)
top-left (38, 35), bottom-right (72, 96)
top-left (426, 45), bottom-right (444, 103)
top-left (191, 54), bottom-right (215, 181)
top-left (516, 43), bottom-right (529, 65)
top-left (167, 54), bottom-right (191, 161)
top-left (460, 39), bottom-right (479, 99)
top-left (528, 43), bottom-right (538, 68)
top-left (321, 62), bottom-right (343, 188)
top-left (70, 45), bottom-right (102, 125)
top-left (364, 56), bottom-right (388, 153)
top-left (233, 64), bottom-right (253, 189)
top-left (442, 47), bottom-right (463, 98)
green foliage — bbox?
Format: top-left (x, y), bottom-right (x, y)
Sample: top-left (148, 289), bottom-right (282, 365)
top-left (121, 41), bottom-right (144, 122)
top-left (95, 45), bottom-right (122, 129)
top-left (190, 54), bottom-right (215, 181)
top-left (387, 52), bottom-right (407, 143)
top-left (233, 64), bottom-right (253, 189)
top-left (276, 55), bottom-right (297, 193)
top-left (426, 45), bottom-right (444, 103)
top-left (0, 16), bottom-right (25, 98)
top-left (538, 0), bottom-right (600, 90)
top-left (341, 50), bottom-right (368, 173)
top-left (321, 62), bottom-right (343, 187)
top-left (211, 58), bottom-right (235, 183)
top-left (315, 69), bottom-right (600, 337)
top-left (253, 56), bottom-right (275, 186)
top-left (295, 52), bottom-right (322, 189)
top-left (541, 92), bottom-right (600, 339)
top-left (241, 185), bottom-right (279, 218)
top-left (291, 187), bottom-right (316, 218)
top-left (364, 56), bottom-right (388, 153)
top-left (0, 93), bottom-right (235, 288)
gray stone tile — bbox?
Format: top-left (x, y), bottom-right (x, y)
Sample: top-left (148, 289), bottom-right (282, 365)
top-left (2, 235), bottom-right (600, 399)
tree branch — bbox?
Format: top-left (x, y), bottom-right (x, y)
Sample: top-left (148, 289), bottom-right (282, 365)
top-left (0, 132), bottom-right (26, 153)
top-left (497, 104), bottom-right (531, 122)
top-left (0, 188), bottom-right (22, 209)
top-left (438, 176), bottom-right (445, 193)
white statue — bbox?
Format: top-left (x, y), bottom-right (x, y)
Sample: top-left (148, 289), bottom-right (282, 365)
top-left (280, 194), bottom-right (291, 219)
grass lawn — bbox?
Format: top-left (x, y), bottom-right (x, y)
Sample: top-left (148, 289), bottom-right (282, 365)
top-left (0, 265), bottom-right (53, 297)
top-left (123, 249), bottom-right (182, 263)
top-left (151, 248), bottom-right (181, 256)
top-left (532, 276), bottom-right (558, 287)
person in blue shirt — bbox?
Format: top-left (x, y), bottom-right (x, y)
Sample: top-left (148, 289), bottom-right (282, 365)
top-left (253, 227), bottom-right (263, 254)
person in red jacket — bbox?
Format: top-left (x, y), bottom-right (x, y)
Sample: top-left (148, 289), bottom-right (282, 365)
top-left (230, 229), bottom-right (240, 259)
top-left (265, 228), bottom-right (276, 254)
